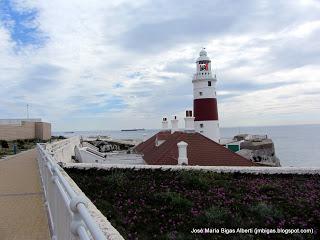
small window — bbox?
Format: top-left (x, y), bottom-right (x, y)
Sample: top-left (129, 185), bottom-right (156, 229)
top-left (208, 81), bottom-right (211, 86)
top-left (200, 123), bottom-right (204, 128)
top-left (199, 92), bottom-right (203, 96)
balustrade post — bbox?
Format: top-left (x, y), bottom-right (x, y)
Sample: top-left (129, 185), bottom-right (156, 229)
top-left (70, 196), bottom-right (88, 238)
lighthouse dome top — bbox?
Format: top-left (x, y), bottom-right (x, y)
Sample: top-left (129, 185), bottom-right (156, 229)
top-left (199, 48), bottom-right (207, 56)
top-left (197, 48), bottom-right (210, 62)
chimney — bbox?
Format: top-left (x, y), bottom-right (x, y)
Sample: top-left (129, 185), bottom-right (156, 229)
top-left (177, 141), bottom-right (188, 165)
top-left (184, 110), bottom-right (195, 132)
top-left (171, 116), bottom-right (179, 133)
top-left (162, 117), bottom-right (168, 130)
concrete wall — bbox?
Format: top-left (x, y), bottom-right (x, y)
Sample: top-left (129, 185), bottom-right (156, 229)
top-left (35, 122), bottom-right (51, 140)
top-left (0, 122), bottom-right (36, 141)
top-left (75, 146), bottom-right (107, 164)
top-left (64, 163), bottom-right (320, 175)
top-left (46, 136), bottom-right (80, 163)
top-left (0, 121), bottom-right (51, 141)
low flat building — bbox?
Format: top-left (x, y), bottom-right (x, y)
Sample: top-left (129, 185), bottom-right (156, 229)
top-left (0, 119), bottom-right (51, 141)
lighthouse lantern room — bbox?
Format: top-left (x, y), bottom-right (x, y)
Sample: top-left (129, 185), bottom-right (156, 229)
top-left (192, 48), bottom-right (220, 142)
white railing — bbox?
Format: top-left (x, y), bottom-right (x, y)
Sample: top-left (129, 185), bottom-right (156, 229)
top-left (37, 143), bottom-right (106, 240)
top-left (82, 142), bottom-right (99, 152)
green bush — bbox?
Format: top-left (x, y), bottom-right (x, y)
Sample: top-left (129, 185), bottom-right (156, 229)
top-left (17, 139), bottom-right (25, 149)
top-left (204, 206), bottom-right (230, 225)
top-left (0, 140), bottom-right (9, 149)
top-left (104, 171), bottom-right (128, 188)
top-left (259, 184), bottom-right (278, 194)
top-left (180, 171), bottom-right (210, 190)
top-left (153, 191), bottom-right (192, 211)
top-left (248, 202), bottom-right (283, 226)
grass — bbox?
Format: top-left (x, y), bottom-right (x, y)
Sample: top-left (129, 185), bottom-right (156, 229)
top-left (65, 168), bottom-right (320, 240)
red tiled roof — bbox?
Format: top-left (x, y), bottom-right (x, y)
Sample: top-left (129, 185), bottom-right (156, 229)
top-left (134, 131), bottom-right (257, 166)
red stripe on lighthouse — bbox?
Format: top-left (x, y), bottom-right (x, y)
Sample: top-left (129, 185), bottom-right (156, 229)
top-left (194, 98), bottom-right (218, 121)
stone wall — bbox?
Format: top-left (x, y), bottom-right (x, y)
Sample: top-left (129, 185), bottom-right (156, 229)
top-left (0, 121), bottom-right (51, 141)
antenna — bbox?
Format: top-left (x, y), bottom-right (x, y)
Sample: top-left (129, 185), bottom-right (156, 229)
top-left (27, 104), bottom-right (29, 119)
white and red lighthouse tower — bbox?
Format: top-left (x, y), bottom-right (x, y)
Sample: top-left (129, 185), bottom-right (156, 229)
top-left (192, 48), bottom-right (220, 142)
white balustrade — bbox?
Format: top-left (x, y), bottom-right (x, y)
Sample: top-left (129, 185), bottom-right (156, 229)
top-left (37, 143), bottom-right (106, 240)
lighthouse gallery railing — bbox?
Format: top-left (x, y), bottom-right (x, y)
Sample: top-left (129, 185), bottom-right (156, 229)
top-left (36, 143), bottom-right (106, 240)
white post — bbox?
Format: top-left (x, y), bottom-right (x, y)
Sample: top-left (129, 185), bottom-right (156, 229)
top-left (171, 116), bottom-right (179, 134)
top-left (184, 110), bottom-right (195, 132)
top-left (162, 117), bottom-right (168, 130)
top-left (177, 141), bottom-right (188, 165)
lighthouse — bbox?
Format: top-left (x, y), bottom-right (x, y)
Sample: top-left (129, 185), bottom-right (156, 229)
top-left (192, 48), bottom-right (220, 142)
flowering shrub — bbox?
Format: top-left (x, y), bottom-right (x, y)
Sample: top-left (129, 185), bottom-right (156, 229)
top-left (65, 168), bottom-right (320, 240)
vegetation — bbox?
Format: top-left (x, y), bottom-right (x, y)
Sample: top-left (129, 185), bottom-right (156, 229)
top-left (65, 168), bottom-right (320, 240)
top-left (51, 135), bottom-right (67, 140)
top-left (0, 139), bottom-right (37, 157)
top-left (0, 136), bottom-right (65, 158)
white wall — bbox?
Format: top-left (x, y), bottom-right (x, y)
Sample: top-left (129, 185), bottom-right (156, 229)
top-left (194, 120), bottom-right (220, 143)
top-left (192, 79), bottom-right (217, 99)
top-left (64, 163), bottom-right (320, 175)
top-left (46, 136), bottom-right (80, 163)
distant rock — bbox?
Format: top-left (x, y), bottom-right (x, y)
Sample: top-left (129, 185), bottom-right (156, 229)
top-left (234, 134), bottom-right (281, 167)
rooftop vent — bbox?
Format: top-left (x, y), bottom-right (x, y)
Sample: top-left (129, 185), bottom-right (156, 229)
top-left (162, 117), bottom-right (168, 130)
top-left (171, 116), bottom-right (179, 133)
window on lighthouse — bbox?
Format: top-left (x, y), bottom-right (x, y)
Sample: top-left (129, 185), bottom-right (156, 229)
top-left (208, 81), bottom-right (211, 86)
top-left (199, 62), bottom-right (208, 71)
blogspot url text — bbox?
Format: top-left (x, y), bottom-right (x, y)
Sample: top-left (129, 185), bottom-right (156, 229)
top-left (190, 228), bottom-right (314, 235)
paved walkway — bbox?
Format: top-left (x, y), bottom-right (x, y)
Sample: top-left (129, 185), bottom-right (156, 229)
top-left (0, 149), bottom-right (50, 240)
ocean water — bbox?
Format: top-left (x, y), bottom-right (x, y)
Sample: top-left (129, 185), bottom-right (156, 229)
top-left (54, 124), bottom-right (320, 167)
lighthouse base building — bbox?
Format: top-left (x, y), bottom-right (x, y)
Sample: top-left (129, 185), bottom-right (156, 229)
top-left (134, 49), bottom-right (258, 167)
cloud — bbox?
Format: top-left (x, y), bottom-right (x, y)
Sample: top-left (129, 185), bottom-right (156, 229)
top-left (0, 0), bottom-right (319, 130)
top-left (0, 0), bottom-right (46, 48)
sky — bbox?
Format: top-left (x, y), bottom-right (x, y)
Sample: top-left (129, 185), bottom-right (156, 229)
top-left (0, 0), bottom-right (319, 131)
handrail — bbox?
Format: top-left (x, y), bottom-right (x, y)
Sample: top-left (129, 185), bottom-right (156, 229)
top-left (85, 147), bottom-right (106, 158)
top-left (37, 143), bottom-right (106, 240)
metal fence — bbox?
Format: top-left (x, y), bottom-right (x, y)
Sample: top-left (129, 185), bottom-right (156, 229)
top-left (37, 143), bottom-right (106, 240)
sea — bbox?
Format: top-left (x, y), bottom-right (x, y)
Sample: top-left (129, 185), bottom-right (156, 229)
top-left (53, 124), bottom-right (320, 168)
